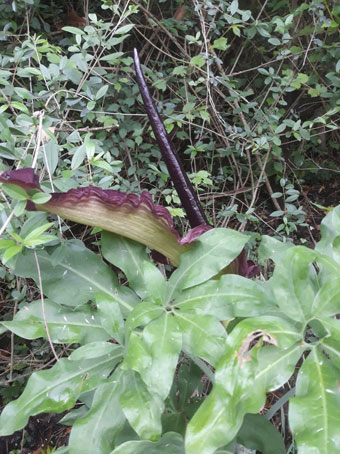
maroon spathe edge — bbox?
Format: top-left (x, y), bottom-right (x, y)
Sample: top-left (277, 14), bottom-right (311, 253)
top-left (0, 168), bottom-right (40, 191)
top-left (47, 186), bottom-right (212, 245)
top-left (0, 168), bottom-right (211, 246)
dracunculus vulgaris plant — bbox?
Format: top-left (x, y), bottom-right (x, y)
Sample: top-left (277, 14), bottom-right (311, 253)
top-left (1, 51), bottom-right (340, 454)
top-left (0, 49), bottom-right (256, 276)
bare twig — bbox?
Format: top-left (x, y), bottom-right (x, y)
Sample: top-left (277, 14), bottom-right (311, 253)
top-left (33, 250), bottom-right (59, 362)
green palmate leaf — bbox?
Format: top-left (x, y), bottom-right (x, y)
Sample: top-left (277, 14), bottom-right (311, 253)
top-left (1, 299), bottom-right (109, 344)
top-left (141, 314), bottom-right (182, 399)
top-left (319, 317), bottom-right (340, 369)
top-left (69, 369), bottom-right (127, 454)
top-left (139, 261), bottom-right (167, 305)
top-left (237, 414), bottom-right (285, 454)
top-left (102, 232), bottom-right (166, 303)
top-left (185, 317), bottom-right (303, 454)
top-left (289, 348), bottom-right (340, 454)
top-left (166, 229), bottom-right (248, 302)
top-left (316, 205), bottom-right (340, 265)
top-left (124, 331), bottom-right (152, 373)
top-left (128, 313), bottom-right (182, 400)
top-left (110, 432), bottom-right (184, 454)
top-left (14, 240), bottom-right (138, 312)
top-left (0, 343), bottom-right (123, 436)
top-left (258, 235), bottom-right (293, 262)
top-left (175, 274), bottom-right (275, 319)
top-left (120, 370), bottom-right (163, 440)
top-left (96, 293), bottom-right (125, 344)
top-left (126, 302), bottom-right (164, 331)
top-left (311, 277), bottom-right (340, 317)
top-left (102, 232), bottom-right (148, 290)
top-left (269, 247), bottom-right (320, 322)
top-left (174, 311), bottom-right (226, 366)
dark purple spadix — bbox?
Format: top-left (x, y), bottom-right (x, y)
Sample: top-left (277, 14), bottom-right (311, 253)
top-left (133, 48), bottom-right (209, 228)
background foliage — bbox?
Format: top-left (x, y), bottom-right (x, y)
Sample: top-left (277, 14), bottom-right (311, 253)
top-left (0, 0), bottom-right (340, 452)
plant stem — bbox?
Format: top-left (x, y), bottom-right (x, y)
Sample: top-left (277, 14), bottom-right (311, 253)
top-left (133, 49), bottom-right (209, 228)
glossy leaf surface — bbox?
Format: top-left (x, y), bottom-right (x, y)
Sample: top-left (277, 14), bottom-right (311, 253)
top-left (237, 413), bottom-right (285, 454)
top-left (69, 369), bottom-right (127, 454)
top-left (0, 344), bottom-right (123, 436)
top-left (174, 311), bottom-right (226, 366)
top-left (111, 432), bottom-right (184, 454)
top-left (175, 274), bottom-right (275, 319)
top-left (186, 317), bottom-right (303, 454)
top-left (120, 370), bottom-right (163, 440)
top-left (289, 348), bottom-right (340, 454)
top-left (2, 299), bottom-right (109, 344)
top-left (140, 313), bottom-right (182, 399)
top-left (167, 228), bottom-right (248, 302)
top-left (14, 240), bottom-right (137, 312)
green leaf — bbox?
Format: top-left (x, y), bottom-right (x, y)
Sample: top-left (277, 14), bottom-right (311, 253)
top-left (268, 37), bottom-right (281, 46)
top-left (141, 313), bottom-right (182, 399)
top-left (268, 247), bottom-right (320, 322)
top-left (1, 183), bottom-right (28, 201)
top-left (167, 229), bottom-right (248, 299)
top-left (101, 52), bottom-right (124, 63)
top-left (2, 299), bottom-right (109, 344)
top-left (96, 85), bottom-right (109, 100)
top-left (24, 234), bottom-right (57, 246)
top-left (14, 199), bottom-right (27, 216)
top-left (0, 104), bottom-right (8, 114)
top-left (126, 302), bottom-right (164, 331)
top-left (275, 123), bottom-right (286, 133)
top-left (289, 348), bottom-right (340, 454)
top-left (172, 66), bottom-right (187, 76)
top-left (230, 0), bottom-right (238, 15)
top-left (102, 232), bottom-right (166, 303)
top-left (319, 317), bottom-right (340, 368)
top-left (71, 144), bottom-right (86, 170)
top-left (114, 24), bottom-right (135, 35)
top-left (312, 277), bottom-right (340, 317)
top-left (212, 37), bottom-right (228, 51)
top-left (110, 432), bottom-right (184, 454)
top-left (174, 311), bottom-right (226, 366)
top-left (2, 245), bottom-right (23, 264)
top-left (23, 222), bottom-right (54, 242)
top-left (258, 235), bottom-right (293, 262)
top-left (0, 239), bottom-right (16, 249)
top-left (190, 55), bottom-right (205, 68)
top-left (11, 101), bottom-right (29, 114)
top-left (316, 205), bottom-right (340, 264)
top-left (69, 369), bottom-right (126, 454)
top-left (186, 317), bottom-right (303, 454)
top-left (62, 26), bottom-right (85, 35)
top-left (14, 241), bottom-right (137, 312)
top-left (0, 344), bottom-right (123, 436)
top-left (175, 274), bottom-right (275, 319)
top-left (199, 110), bottom-right (210, 122)
top-left (120, 370), bottom-right (163, 440)
top-left (30, 191), bottom-right (52, 204)
top-left (237, 413), bottom-right (285, 454)
top-left (124, 331), bottom-right (152, 374)
top-left (96, 293), bottom-right (125, 344)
